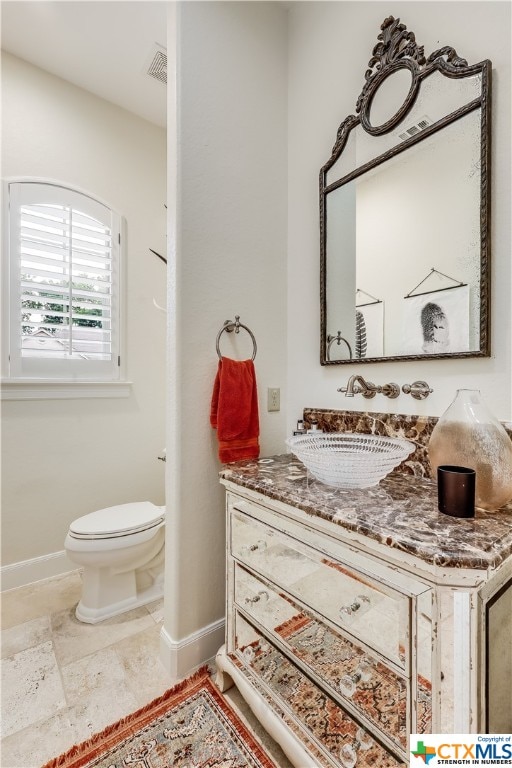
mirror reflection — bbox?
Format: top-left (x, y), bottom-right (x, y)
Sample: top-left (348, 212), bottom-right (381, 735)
top-left (320, 16), bottom-right (491, 365)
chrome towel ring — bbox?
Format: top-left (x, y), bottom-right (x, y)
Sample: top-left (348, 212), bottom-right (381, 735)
top-left (327, 332), bottom-right (352, 361)
top-left (216, 315), bottom-right (257, 361)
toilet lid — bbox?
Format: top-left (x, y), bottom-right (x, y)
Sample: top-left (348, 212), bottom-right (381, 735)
top-left (69, 502), bottom-right (165, 538)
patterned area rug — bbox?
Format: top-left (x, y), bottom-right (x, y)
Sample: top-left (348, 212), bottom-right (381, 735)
top-left (42, 665), bottom-right (278, 768)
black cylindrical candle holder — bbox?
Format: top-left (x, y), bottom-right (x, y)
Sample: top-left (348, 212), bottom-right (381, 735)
top-left (437, 465), bottom-right (476, 518)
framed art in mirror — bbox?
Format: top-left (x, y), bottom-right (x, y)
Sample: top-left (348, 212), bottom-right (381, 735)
top-left (320, 15), bottom-right (491, 365)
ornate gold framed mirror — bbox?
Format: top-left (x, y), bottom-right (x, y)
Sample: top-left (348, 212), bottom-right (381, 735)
top-left (320, 16), bottom-right (491, 365)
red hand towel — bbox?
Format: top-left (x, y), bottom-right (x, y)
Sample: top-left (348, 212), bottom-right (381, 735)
top-left (210, 357), bottom-right (260, 463)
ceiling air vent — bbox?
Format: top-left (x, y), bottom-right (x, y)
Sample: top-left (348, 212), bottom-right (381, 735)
top-left (398, 115), bottom-right (432, 141)
top-left (147, 49), bottom-right (167, 85)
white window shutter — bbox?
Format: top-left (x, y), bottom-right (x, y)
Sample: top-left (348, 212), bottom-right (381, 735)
top-left (6, 182), bottom-right (121, 381)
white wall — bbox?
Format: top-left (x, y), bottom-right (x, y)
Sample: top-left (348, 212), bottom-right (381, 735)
top-left (162, 1), bottom-right (288, 673)
top-left (288, 1), bottom-right (512, 425)
top-left (1, 53), bottom-right (167, 569)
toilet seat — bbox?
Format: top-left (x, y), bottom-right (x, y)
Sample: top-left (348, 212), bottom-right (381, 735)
top-left (68, 502), bottom-right (165, 540)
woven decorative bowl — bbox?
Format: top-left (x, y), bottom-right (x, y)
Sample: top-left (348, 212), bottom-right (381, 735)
top-left (285, 432), bottom-right (415, 489)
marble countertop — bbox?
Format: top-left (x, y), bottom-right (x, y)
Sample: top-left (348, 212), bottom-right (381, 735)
top-left (219, 454), bottom-right (512, 570)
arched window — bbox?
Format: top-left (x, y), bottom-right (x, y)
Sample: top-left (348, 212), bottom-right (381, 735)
top-left (3, 181), bottom-right (123, 388)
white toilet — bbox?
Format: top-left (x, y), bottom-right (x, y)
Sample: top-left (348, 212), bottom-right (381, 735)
top-left (64, 501), bottom-right (165, 624)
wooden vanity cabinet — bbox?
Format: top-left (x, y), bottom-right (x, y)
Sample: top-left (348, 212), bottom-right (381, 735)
top-left (216, 478), bottom-right (512, 768)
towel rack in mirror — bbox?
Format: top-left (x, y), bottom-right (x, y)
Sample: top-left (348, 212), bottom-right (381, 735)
top-left (216, 315), bottom-right (257, 360)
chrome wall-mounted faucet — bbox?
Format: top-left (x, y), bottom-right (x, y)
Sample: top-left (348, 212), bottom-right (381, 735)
top-left (337, 374), bottom-right (400, 399)
top-left (338, 375), bottom-right (433, 400)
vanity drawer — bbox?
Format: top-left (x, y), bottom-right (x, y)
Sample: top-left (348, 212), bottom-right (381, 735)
top-left (233, 611), bottom-right (406, 768)
top-left (235, 564), bottom-right (408, 752)
top-left (231, 509), bottom-right (410, 669)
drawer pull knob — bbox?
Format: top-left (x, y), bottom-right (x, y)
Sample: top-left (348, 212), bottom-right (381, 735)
top-left (248, 539), bottom-right (267, 553)
top-left (338, 660), bottom-right (372, 697)
top-left (239, 540), bottom-right (267, 558)
top-left (244, 590), bottom-right (269, 604)
top-left (356, 728), bottom-right (373, 752)
top-left (242, 644), bottom-right (257, 664)
top-left (339, 743), bottom-right (357, 768)
top-left (339, 729), bottom-right (373, 768)
top-left (339, 594), bottom-right (371, 620)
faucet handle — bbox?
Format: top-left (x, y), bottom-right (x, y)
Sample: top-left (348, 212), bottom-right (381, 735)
top-left (382, 382), bottom-right (400, 399)
top-left (402, 381), bottom-right (433, 400)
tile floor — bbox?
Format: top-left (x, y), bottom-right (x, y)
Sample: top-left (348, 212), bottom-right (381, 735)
top-left (0, 570), bottom-right (292, 768)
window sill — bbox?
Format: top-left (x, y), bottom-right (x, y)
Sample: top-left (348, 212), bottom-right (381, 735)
top-left (1, 380), bottom-right (133, 400)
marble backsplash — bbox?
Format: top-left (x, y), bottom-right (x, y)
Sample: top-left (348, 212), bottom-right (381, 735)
top-left (302, 408), bottom-right (512, 481)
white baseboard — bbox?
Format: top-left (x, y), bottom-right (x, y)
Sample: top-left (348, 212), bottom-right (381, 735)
top-left (1, 550), bottom-right (77, 591)
top-left (160, 617), bottom-right (225, 680)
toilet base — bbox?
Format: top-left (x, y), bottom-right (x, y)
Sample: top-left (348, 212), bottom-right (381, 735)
top-left (75, 565), bottom-right (164, 624)
top-left (75, 579), bottom-right (164, 624)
